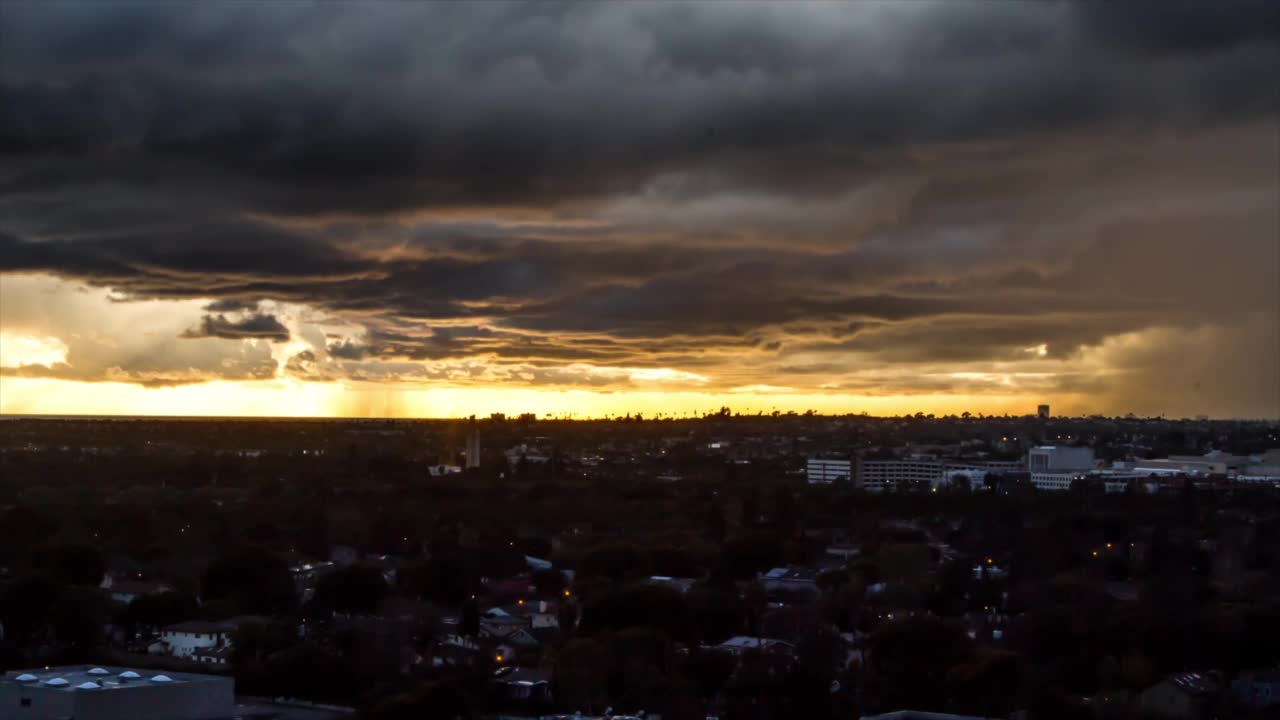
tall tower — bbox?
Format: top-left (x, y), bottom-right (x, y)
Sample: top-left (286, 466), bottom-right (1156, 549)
top-left (465, 415), bottom-right (481, 468)
top-left (1037, 404), bottom-right (1050, 419)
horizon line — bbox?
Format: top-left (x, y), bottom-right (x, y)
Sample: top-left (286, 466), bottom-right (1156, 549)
top-left (2, 411), bottom-right (1276, 423)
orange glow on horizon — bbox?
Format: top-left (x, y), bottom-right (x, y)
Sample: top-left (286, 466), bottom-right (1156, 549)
top-left (0, 376), bottom-right (1091, 419)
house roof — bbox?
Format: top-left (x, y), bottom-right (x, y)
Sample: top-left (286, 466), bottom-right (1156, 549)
top-left (164, 620), bottom-right (237, 634)
top-left (717, 636), bottom-right (795, 651)
top-left (528, 626), bottom-right (561, 646)
top-left (761, 566), bottom-right (818, 581)
top-left (1167, 672), bottom-right (1220, 695)
top-left (498, 667), bottom-right (552, 685)
top-left (109, 580), bottom-right (171, 596)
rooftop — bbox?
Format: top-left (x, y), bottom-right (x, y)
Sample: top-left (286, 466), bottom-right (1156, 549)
top-left (165, 620), bottom-right (239, 634)
top-left (2, 665), bottom-right (227, 693)
top-left (1168, 671), bottom-right (1220, 695)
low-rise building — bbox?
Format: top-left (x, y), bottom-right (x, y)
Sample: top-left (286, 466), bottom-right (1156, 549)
top-left (1, 666), bottom-right (234, 720)
top-left (1138, 672), bottom-right (1221, 720)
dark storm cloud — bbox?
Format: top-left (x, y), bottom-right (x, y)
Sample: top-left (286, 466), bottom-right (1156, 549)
top-left (203, 298), bottom-right (260, 313)
top-left (0, 1), bottom-right (1276, 407)
top-left (2, 2), bottom-right (1277, 214)
top-left (326, 339), bottom-right (369, 361)
top-left (1076, 0), bottom-right (1280, 56)
top-left (181, 313), bottom-right (290, 342)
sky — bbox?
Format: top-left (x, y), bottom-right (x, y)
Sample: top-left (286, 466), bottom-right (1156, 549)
top-left (1, 1), bottom-right (1278, 419)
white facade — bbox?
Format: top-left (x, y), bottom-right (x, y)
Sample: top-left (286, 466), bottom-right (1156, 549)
top-left (806, 458), bottom-right (852, 484)
top-left (160, 622), bottom-right (234, 662)
top-left (1129, 458), bottom-right (1225, 476)
top-left (1030, 471), bottom-right (1086, 491)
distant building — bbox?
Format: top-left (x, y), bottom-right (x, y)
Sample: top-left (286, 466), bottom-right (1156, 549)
top-left (1038, 404), bottom-right (1050, 418)
top-left (100, 577), bottom-right (172, 605)
top-left (860, 707), bottom-right (998, 712)
top-left (1, 666), bottom-right (234, 720)
top-left (1233, 667), bottom-right (1280, 711)
top-left (1027, 446), bottom-right (1095, 491)
top-left (1138, 672), bottom-right (1221, 720)
top-left (856, 458), bottom-right (943, 492)
top-left (806, 458), bottom-right (851, 484)
top-left (1028, 446), bottom-right (1095, 472)
top-left (758, 566), bottom-right (819, 594)
top-left (465, 416), bottom-right (481, 469)
top-left (1129, 457), bottom-right (1228, 476)
top-left (493, 666), bottom-right (552, 704)
top-left (941, 460), bottom-right (1026, 489)
top-left (505, 444), bottom-right (550, 466)
top-left (714, 636), bottom-right (796, 656)
top-left (648, 576), bottom-right (697, 593)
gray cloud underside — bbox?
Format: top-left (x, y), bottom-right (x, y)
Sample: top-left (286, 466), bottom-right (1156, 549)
top-left (180, 313), bottom-right (291, 342)
top-left (0, 2), bottom-right (1277, 412)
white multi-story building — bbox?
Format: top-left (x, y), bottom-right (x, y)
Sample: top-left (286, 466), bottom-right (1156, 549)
top-left (806, 458), bottom-right (852, 484)
top-left (1027, 446), bottom-right (1095, 491)
top-left (856, 459), bottom-right (943, 492)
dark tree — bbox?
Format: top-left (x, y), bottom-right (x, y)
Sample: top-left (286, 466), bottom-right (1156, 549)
top-left (230, 618), bottom-right (296, 667)
top-left (0, 574), bottom-right (59, 647)
top-left (201, 546), bottom-right (297, 616)
top-left (579, 544), bottom-right (649, 583)
top-left (868, 616), bottom-right (975, 711)
top-left (532, 567), bottom-right (568, 596)
top-left (308, 565), bottom-right (389, 617)
top-left (49, 586), bottom-right (110, 653)
top-left (37, 544), bottom-right (105, 587)
top-left (127, 590), bottom-right (200, 630)
top-left (405, 554), bottom-right (472, 607)
top-left (579, 584), bottom-right (694, 643)
top-left (461, 595), bottom-right (480, 638)
top-left (362, 681), bottom-right (474, 720)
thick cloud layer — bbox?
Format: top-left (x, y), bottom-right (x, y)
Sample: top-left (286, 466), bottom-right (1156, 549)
top-left (0, 2), bottom-right (1277, 415)
top-left (181, 313), bottom-right (291, 342)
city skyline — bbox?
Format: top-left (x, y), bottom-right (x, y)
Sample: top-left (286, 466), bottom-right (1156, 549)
top-left (2, 2), bottom-right (1278, 419)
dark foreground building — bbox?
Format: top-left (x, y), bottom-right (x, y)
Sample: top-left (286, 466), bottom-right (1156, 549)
top-left (1, 666), bottom-right (234, 720)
